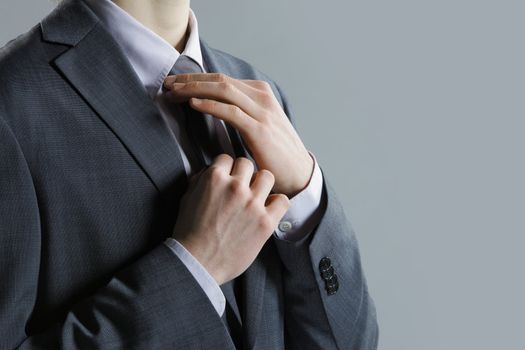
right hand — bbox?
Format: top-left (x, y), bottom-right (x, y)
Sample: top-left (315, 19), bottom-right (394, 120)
top-left (172, 154), bottom-right (290, 285)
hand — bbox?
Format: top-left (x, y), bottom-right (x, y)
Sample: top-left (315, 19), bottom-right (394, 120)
top-left (172, 154), bottom-right (289, 285)
top-left (164, 73), bottom-right (314, 197)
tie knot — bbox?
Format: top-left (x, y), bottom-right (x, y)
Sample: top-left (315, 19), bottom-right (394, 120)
top-left (170, 55), bottom-right (203, 76)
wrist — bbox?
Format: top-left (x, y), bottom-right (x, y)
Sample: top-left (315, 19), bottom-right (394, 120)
top-left (176, 236), bottom-right (226, 285)
top-left (283, 151), bottom-right (315, 198)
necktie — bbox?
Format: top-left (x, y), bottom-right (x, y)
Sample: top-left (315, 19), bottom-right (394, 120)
top-left (168, 55), bottom-right (236, 171)
top-left (167, 55), bottom-right (244, 348)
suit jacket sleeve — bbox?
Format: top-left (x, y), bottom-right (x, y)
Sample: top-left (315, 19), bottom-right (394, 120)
top-left (269, 82), bottom-right (379, 350)
top-left (0, 116), bottom-right (232, 349)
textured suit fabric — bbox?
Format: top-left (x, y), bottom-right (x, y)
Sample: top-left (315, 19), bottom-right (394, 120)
top-left (0, 0), bottom-right (379, 348)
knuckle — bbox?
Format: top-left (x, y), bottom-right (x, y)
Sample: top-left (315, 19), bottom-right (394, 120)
top-left (186, 81), bottom-right (200, 89)
top-left (251, 80), bottom-right (265, 89)
top-left (174, 74), bottom-right (188, 83)
top-left (259, 91), bottom-right (274, 104)
top-left (245, 197), bottom-right (261, 211)
top-left (258, 169), bottom-right (275, 183)
top-left (258, 169), bottom-right (275, 186)
top-left (228, 178), bottom-right (246, 196)
top-left (278, 194), bottom-right (290, 208)
top-left (257, 215), bottom-right (275, 232)
top-left (219, 82), bottom-right (233, 93)
top-left (215, 73), bottom-right (229, 83)
top-left (256, 80), bottom-right (271, 90)
top-left (215, 153), bottom-right (233, 163)
top-left (236, 156), bottom-right (254, 168)
top-left (229, 104), bottom-right (243, 118)
top-left (207, 165), bottom-right (225, 182)
top-left (206, 99), bottom-right (220, 110)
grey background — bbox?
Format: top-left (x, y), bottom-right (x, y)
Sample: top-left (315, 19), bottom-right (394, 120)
top-left (2, 1), bottom-right (524, 349)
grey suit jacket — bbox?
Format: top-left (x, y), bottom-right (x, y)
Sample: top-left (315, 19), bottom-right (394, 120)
top-left (0, 0), bottom-right (378, 348)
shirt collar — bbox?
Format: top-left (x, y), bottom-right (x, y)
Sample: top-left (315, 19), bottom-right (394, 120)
top-left (82, 0), bottom-right (205, 99)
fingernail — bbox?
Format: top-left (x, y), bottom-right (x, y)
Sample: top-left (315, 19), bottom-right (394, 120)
top-left (164, 75), bottom-right (177, 86)
top-left (191, 98), bottom-right (202, 105)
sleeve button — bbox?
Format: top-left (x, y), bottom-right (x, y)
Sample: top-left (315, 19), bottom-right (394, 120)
top-left (320, 266), bottom-right (334, 279)
top-left (278, 221), bottom-right (293, 232)
top-left (325, 274), bottom-right (339, 287)
top-left (326, 285), bottom-right (338, 295)
top-left (319, 257), bottom-right (331, 271)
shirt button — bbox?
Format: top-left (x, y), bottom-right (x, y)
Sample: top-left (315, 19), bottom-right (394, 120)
top-left (278, 221), bottom-right (293, 232)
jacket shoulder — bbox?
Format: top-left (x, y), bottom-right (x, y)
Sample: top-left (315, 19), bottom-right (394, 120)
top-left (0, 22), bottom-right (66, 118)
top-left (206, 44), bottom-right (267, 79)
top-left (0, 24), bottom-right (44, 83)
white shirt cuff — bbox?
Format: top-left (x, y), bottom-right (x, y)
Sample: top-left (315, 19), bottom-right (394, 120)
top-left (163, 238), bottom-right (226, 317)
top-left (273, 151), bottom-right (324, 242)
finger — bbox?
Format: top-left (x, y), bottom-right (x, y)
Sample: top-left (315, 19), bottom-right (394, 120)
top-left (164, 73), bottom-right (211, 85)
top-left (265, 193), bottom-right (290, 220)
top-left (168, 80), bottom-right (263, 118)
top-left (165, 73), bottom-right (268, 101)
top-left (208, 153), bottom-right (234, 174)
top-left (235, 80), bottom-right (273, 102)
top-left (189, 98), bottom-right (256, 134)
top-left (230, 157), bottom-right (254, 184)
top-left (250, 169), bottom-right (275, 201)
top-left (239, 79), bottom-right (272, 92)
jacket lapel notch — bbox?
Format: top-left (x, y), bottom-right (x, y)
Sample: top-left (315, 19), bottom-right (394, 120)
top-left (41, 0), bottom-right (99, 47)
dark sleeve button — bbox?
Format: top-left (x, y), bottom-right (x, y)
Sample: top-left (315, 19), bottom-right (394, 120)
top-left (320, 266), bottom-right (334, 279)
top-left (325, 274), bottom-right (339, 287)
top-left (326, 282), bottom-right (339, 295)
top-left (326, 286), bottom-right (338, 295)
top-left (319, 257), bottom-right (331, 271)
top-left (319, 258), bottom-right (339, 296)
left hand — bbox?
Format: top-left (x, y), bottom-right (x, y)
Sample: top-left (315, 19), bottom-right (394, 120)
top-left (164, 73), bottom-right (314, 197)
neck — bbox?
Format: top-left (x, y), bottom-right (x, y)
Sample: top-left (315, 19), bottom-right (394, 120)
top-left (112, 0), bottom-right (190, 52)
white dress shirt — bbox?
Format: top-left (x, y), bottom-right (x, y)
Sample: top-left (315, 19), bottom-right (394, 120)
top-left (82, 0), bottom-right (325, 317)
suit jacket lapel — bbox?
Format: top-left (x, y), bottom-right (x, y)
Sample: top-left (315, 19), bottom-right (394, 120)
top-left (42, 0), bottom-right (188, 206)
top-left (201, 39), bottom-right (268, 349)
top-left (240, 254), bottom-right (268, 349)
